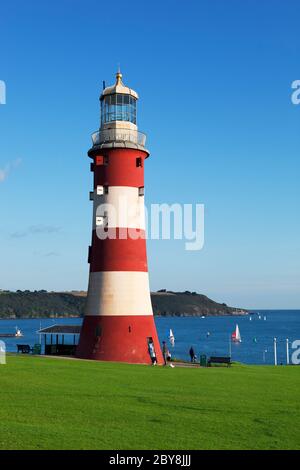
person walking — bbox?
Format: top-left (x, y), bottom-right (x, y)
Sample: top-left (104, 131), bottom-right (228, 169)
top-left (189, 346), bottom-right (196, 363)
top-left (148, 340), bottom-right (157, 365)
top-left (162, 341), bottom-right (168, 365)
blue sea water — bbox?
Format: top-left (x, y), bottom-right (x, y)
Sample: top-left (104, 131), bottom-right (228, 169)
top-left (1, 311), bottom-right (299, 365)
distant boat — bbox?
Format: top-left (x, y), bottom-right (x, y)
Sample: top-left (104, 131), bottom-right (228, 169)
top-left (264, 316), bottom-right (267, 321)
top-left (201, 315), bottom-right (205, 319)
top-left (249, 316), bottom-right (252, 321)
top-left (169, 329), bottom-right (175, 347)
top-left (231, 324), bottom-right (242, 343)
top-left (206, 331), bottom-right (211, 337)
top-left (0, 326), bottom-right (23, 338)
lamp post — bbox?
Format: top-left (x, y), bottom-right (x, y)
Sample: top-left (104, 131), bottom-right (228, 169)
top-left (286, 338), bottom-right (290, 365)
top-left (263, 349), bottom-right (267, 363)
top-left (274, 337), bottom-right (277, 366)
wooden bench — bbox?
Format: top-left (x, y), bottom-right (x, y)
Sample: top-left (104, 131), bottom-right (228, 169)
top-left (17, 344), bottom-right (32, 354)
top-left (208, 356), bottom-right (231, 367)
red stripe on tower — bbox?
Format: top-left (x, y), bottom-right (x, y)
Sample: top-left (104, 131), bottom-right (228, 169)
top-left (89, 229), bottom-right (147, 272)
top-left (93, 148), bottom-right (148, 188)
top-left (76, 71), bottom-right (163, 365)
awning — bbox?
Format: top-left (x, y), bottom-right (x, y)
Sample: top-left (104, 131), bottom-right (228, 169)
top-left (37, 324), bottom-right (81, 335)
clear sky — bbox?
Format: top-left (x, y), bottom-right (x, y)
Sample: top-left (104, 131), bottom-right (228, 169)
top-left (0, 0), bottom-right (299, 309)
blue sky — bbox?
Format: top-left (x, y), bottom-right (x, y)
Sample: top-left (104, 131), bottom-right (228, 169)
top-left (0, 0), bottom-right (299, 308)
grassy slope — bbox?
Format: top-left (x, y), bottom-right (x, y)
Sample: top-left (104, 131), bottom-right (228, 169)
top-left (0, 355), bottom-right (299, 450)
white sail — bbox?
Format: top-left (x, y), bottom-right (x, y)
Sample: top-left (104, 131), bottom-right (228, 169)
top-left (235, 324), bottom-right (242, 342)
top-left (169, 329), bottom-right (175, 347)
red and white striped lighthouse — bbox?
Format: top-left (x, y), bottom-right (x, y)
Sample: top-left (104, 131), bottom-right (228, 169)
top-left (76, 71), bottom-right (163, 364)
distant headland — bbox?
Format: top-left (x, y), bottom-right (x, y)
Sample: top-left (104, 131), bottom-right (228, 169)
top-left (0, 289), bottom-right (247, 319)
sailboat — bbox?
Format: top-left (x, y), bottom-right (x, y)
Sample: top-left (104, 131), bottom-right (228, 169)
top-left (15, 326), bottom-right (23, 337)
top-left (231, 324), bottom-right (242, 343)
top-left (169, 329), bottom-right (175, 347)
top-left (0, 326), bottom-right (23, 338)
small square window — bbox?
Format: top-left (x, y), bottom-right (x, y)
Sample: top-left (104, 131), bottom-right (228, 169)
top-left (104, 186), bottom-right (109, 194)
top-left (138, 186), bottom-right (144, 196)
top-left (95, 155), bottom-right (104, 166)
top-left (136, 157), bottom-right (142, 167)
top-left (96, 186), bottom-right (104, 196)
top-left (96, 215), bottom-right (108, 227)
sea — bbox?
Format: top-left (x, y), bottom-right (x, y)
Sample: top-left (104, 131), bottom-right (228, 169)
top-left (0, 310), bottom-right (299, 365)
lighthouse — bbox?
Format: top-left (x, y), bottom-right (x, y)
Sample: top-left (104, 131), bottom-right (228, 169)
top-left (76, 71), bottom-right (163, 364)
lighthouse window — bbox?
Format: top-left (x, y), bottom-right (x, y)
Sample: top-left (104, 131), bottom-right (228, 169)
top-left (95, 326), bottom-right (102, 338)
top-left (96, 186), bottom-right (104, 196)
top-left (95, 155), bottom-right (104, 166)
top-left (136, 157), bottom-right (143, 167)
top-left (138, 186), bottom-right (144, 196)
top-left (101, 94), bottom-right (137, 125)
top-left (95, 185), bottom-right (108, 196)
top-left (96, 216), bottom-right (107, 227)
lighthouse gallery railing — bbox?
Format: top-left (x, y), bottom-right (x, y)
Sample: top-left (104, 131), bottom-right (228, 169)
top-left (91, 129), bottom-right (146, 147)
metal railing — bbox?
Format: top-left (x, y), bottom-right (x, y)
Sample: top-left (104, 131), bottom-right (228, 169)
top-left (91, 128), bottom-right (146, 147)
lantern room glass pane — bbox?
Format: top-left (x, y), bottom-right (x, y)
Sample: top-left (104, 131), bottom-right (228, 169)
top-left (101, 94), bottom-right (137, 125)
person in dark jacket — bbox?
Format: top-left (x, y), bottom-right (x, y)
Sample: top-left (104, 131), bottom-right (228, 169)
top-left (189, 347), bottom-right (196, 363)
top-left (162, 341), bottom-right (168, 365)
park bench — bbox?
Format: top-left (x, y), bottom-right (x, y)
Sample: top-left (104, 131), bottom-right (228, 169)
top-left (208, 356), bottom-right (231, 367)
top-left (17, 344), bottom-right (32, 354)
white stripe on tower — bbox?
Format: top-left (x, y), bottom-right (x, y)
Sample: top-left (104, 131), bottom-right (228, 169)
top-left (93, 186), bottom-right (145, 231)
top-left (85, 271), bottom-right (153, 316)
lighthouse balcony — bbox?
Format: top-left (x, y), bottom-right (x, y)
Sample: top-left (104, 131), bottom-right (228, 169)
top-left (91, 128), bottom-right (146, 148)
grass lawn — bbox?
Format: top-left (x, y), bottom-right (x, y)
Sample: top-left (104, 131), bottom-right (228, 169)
top-left (0, 355), bottom-right (299, 450)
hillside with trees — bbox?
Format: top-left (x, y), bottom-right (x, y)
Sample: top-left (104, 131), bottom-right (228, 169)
top-left (0, 289), bottom-right (247, 319)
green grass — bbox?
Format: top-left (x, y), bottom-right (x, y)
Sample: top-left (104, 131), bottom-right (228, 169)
top-left (0, 355), bottom-right (299, 450)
